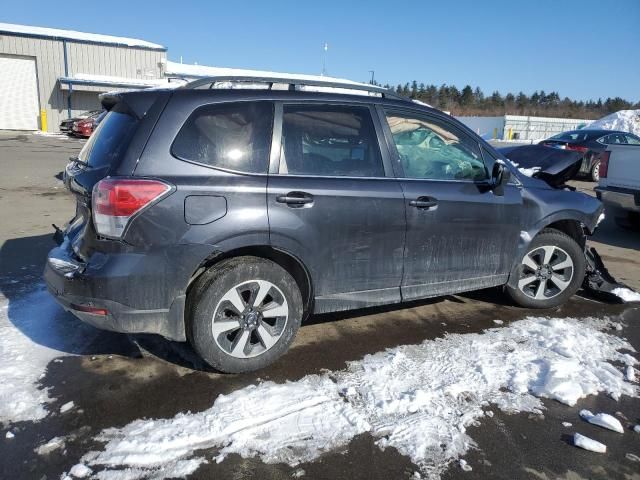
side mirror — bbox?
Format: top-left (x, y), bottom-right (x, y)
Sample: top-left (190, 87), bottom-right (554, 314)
top-left (490, 161), bottom-right (511, 196)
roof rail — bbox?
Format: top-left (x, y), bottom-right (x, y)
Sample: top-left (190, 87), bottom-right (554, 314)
top-left (182, 75), bottom-right (408, 101)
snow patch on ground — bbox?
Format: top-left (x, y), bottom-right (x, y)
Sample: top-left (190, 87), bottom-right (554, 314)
top-left (579, 410), bottom-right (624, 433)
top-left (612, 287), bottom-right (640, 303)
top-left (573, 433), bottom-right (606, 453)
top-left (584, 109), bottom-right (640, 136)
top-left (77, 317), bottom-right (637, 479)
top-left (60, 401), bottom-right (75, 413)
top-left (36, 436), bottom-right (66, 455)
top-left (0, 286), bottom-right (99, 424)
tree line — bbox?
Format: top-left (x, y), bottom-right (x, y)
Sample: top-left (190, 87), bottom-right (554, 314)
top-left (376, 81), bottom-right (639, 119)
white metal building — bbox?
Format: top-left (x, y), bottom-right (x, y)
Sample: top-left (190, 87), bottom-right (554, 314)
top-left (456, 114), bottom-right (593, 141)
top-left (0, 23), bottom-right (168, 132)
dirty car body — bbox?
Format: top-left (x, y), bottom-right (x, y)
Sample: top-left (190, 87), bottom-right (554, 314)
top-left (44, 79), bottom-right (603, 372)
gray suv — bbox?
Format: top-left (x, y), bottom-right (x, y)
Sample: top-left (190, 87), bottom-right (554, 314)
top-left (45, 77), bottom-right (603, 372)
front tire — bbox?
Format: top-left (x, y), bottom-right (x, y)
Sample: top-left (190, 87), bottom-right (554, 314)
top-left (188, 256), bottom-right (303, 373)
top-left (506, 229), bottom-right (585, 309)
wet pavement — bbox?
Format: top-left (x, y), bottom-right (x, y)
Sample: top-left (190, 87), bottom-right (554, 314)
top-left (1, 132), bottom-right (639, 479)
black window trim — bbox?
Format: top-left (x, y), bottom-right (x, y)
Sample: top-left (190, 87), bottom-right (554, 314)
top-left (268, 100), bottom-right (396, 180)
top-left (169, 100), bottom-right (275, 176)
top-left (378, 106), bottom-right (491, 183)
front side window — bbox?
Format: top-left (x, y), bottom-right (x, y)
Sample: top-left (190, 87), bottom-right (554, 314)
top-left (385, 111), bottom-right (488, 181)
top-left (601, 133), bottom-right (627, 145)
top-left (280, 105), bottom-right (384, 177)
top-left (172, 102), bottom-right (273, 173)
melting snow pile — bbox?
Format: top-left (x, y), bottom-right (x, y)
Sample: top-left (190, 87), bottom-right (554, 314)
top-left (0, 287), bottom-right (99, 424)
top-left (584, 109), bottom-right (640, 136)
top-left (573, 433), bottom-right (606, 453)
top-left (579, 410), bottom-right (624, 433)
top-left (72, 317), bottom-right (637, 480)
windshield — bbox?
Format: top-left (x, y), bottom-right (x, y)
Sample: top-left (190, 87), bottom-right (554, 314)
top-left (77, 111), bottom-right (138, 168)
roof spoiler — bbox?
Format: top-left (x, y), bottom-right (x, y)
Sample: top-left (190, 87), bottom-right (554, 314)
top-left (99, 90), bottom-right (170, 119)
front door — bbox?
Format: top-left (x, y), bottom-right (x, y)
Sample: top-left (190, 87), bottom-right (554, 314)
top-left (268, 103), bottom-right (406, 312)
top-left (380, 108), bottom-right (522, 301)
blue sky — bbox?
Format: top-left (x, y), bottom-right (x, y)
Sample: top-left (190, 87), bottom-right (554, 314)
top-left (3, 0), bottom-right (639, 101)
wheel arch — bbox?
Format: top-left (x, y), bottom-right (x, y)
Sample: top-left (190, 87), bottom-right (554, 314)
top-left (185, 245), bottom-right (314, 321)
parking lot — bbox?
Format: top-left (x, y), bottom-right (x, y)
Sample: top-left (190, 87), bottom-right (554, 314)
top-left (1, 131), bottom-right (639, 480)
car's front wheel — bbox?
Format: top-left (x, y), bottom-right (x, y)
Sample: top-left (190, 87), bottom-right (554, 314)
top-left (188, 256), bottom-right (303, 373)
top-left (506, 229), bottom-right (585, 309)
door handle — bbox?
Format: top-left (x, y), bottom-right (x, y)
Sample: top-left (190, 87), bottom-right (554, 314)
top-left (409, 197), bottom-right (438, 209)
top-left (276, 192), bottom-right (314, 207)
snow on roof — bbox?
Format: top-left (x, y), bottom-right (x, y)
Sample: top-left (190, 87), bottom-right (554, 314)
top-left (0, 22), bottom-right (165, 50)
top-left (583, 109), bottom-right (640, 136)
top-left (165, 60), bottom-right (367, 87)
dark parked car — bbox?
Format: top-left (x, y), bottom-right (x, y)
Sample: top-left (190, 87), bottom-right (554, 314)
top-left (45, 77), bottom-right (603, 372)
top-left (59, 110), bottom-right (101, 133)
top-left (540, 129), bottom-right (640, 181)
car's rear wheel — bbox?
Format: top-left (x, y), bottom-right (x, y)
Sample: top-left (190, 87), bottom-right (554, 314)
top-left (188, 256), bottom-right (303, 373)
top-left (590, 159), bottom-right (601, 182)
top-left (506, 229), bottom-right (585, 309)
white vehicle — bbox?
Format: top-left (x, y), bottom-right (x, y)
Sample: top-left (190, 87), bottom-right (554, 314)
top-left (595, 144), bottom-right (640, 229)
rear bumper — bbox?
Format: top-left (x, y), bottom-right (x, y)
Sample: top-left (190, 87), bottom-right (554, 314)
top-left (595, 186), bottom-right (640, 213)
top-left (43, 238), bottom-right (213, 341)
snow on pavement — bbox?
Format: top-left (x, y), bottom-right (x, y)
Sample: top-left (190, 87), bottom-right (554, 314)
top-left (0, 286), bottom-right (99, 424)
top-left (612, 287), bottom-right (640, 303)
top-left (579, 410), bottom-right (624, 433)
top-left (72, 316), bottom-right (637, 480)
top-left (573, 433), bottom-right (606, 453)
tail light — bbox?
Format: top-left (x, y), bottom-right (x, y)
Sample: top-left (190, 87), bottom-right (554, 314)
top-left (565, 144), bottom-right (589, 153)
top-left (599, 151), bottom-right (610, 179)
top-left (92, 178), bottom-right (171, 239)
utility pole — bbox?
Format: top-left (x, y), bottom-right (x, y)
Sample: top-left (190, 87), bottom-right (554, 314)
top-left (321, 42), bottom-right (328, 76)
top-left (368, 70), bottom-right (375, 85)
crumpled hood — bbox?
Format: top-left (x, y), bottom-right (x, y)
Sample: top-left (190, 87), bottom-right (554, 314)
top-left (498, 145), bottom-right (583, 187)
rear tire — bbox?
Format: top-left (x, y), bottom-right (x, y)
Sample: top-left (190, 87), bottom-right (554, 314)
top-left (188, 256), bottom-right (303, 373)
top-left (506, 229), bottom-right (585, 309)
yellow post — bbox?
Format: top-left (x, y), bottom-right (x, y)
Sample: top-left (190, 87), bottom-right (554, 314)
top-left (40, 109), bottom-right (48, 132)
top-left (493, 127), bottom-right (497, 140)
top-left (508, 127), bottom-right (513, 140)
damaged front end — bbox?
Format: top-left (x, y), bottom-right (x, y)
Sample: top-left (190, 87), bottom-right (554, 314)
top-left (583, 247), bottom-right (636, 303)
top-left (500, 144), bottom-right (637, 303)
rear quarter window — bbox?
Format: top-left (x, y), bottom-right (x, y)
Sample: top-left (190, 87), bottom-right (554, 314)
top-left (172, 102), bottom-right (273, 174)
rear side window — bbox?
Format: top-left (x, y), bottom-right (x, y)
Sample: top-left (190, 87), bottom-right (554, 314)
top-left (78, 111), bottom-right (137, 168)
top-left (172, 102), bottom-right (273, 173)
top-left (280, 105), bottom-right (384, 177)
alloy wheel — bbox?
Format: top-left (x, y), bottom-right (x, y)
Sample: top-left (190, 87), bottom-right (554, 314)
top-left (212, 280), bottom-right (289, 358)
top-left (517, 245), bottom-right (574, 300)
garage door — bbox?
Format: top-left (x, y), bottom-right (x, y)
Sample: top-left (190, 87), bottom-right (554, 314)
top-left (0, 56), bottom-right (39, 130)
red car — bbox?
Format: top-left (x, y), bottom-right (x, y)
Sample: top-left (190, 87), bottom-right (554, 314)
top-left (71, 111), bottom-right (106, 138)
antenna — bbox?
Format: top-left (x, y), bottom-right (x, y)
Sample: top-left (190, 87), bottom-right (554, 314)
top-left (321, 42), bottom-right (328, 76)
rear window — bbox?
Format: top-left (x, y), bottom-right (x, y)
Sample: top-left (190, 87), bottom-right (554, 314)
top-left (172, 102), bottom-right (273, 173)
top-left (549, 131), bottom-right (590, 142)
top-left (78, 111), bottom-right (138, 168)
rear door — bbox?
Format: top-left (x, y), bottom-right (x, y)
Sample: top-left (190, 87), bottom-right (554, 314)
top-left (267, 102), bottom-right (406, 312)
top-left (379, 107), bottom-right (522, 300)
top-left (605, 144), bottom-right (640, 190)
